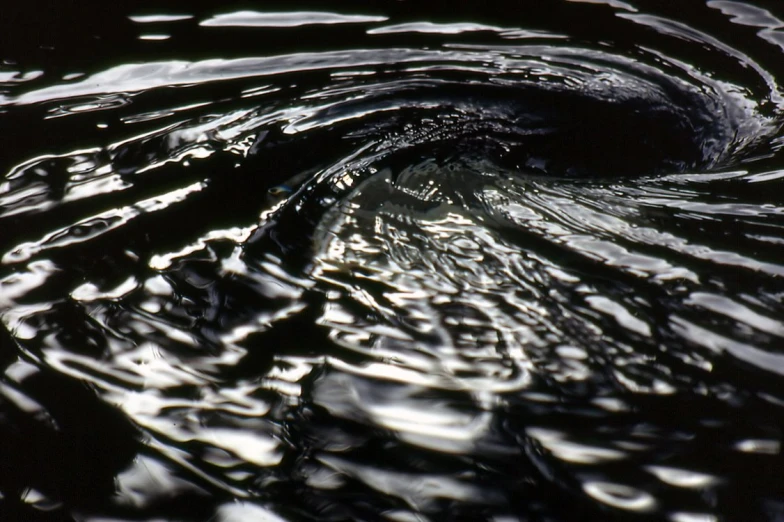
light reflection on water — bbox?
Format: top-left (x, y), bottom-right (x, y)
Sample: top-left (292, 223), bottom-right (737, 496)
top-left (2, 1), bottom-right (784, 520)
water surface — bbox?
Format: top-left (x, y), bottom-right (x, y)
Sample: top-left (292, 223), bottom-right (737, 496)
top-left (2, 1), bottom-right (784, 520)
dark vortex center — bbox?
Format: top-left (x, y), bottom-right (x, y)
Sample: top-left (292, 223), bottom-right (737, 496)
top-left (250, 82), bottom-right (732, 190)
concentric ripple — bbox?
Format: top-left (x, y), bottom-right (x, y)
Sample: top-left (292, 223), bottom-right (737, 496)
top-left (2, 1), bottom-right (784, 520)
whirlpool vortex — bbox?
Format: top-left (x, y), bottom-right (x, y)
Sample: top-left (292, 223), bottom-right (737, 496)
top-left (2, 2), bottom-right (784, 521)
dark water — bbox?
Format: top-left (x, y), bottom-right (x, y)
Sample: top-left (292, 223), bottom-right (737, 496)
top-left (2, 1), bottom-right (784, 520)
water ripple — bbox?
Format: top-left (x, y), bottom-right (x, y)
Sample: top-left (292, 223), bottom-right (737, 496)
top-left (2, 1), bottom-right (784, 520)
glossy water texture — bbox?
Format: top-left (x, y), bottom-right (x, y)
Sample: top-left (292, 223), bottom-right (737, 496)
top-left (2, 1), bottom-right (784, 520)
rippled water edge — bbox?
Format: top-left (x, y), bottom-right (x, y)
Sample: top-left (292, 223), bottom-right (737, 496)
top-left (2, 1), bottom-right (784, 521)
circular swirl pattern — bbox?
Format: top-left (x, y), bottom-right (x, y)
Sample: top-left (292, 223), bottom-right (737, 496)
top-left (1, 2), bottom-right (784, 521)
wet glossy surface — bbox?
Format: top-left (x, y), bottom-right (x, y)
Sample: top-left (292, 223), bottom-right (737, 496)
top-left (2, 1), bottom-right (784, 520)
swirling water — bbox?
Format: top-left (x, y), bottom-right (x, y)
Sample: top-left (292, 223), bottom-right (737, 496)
top-left (2, 1), bottom-right (784, 520)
